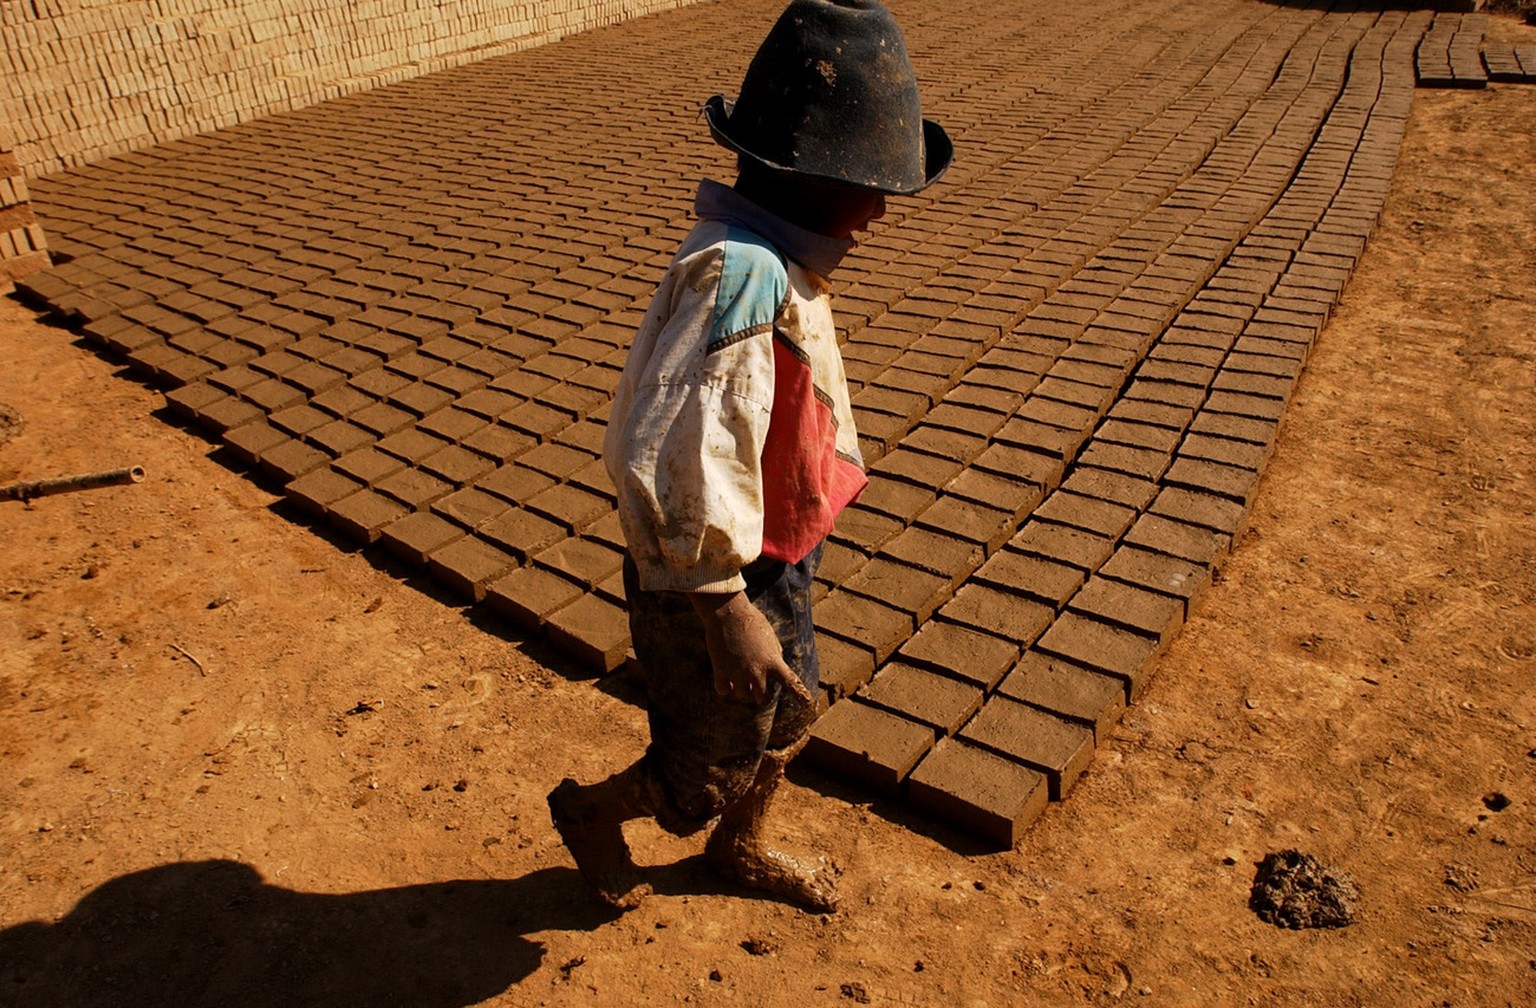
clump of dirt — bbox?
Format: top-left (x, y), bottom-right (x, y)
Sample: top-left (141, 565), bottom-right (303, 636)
top-left (1250, 850), bottom-right (1360, 930)
top-left (0, 401), bottom-right (20, 450)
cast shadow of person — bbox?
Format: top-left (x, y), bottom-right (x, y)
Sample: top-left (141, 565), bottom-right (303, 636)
top-left (0, 858), bottom-right (615, 1007)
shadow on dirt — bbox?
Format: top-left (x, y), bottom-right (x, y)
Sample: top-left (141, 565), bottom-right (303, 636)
top-left (0, 859), bottom-right (614, 1007)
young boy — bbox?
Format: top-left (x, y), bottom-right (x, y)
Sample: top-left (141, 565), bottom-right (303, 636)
top-left (548, 0), bottom-right (951, 912)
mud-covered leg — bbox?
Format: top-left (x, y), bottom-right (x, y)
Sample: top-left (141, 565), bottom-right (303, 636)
top-left (547, 763), bottom-right (654, 911)
top-left (704, 736), bottom-right (838, 912)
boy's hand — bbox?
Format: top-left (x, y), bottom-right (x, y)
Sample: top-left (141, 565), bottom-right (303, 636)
top-left (689, 591), bottom-right (814, 707)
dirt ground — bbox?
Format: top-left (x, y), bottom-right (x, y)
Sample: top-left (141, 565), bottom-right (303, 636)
top-left (3, 38), bottom-right (1535, 1008)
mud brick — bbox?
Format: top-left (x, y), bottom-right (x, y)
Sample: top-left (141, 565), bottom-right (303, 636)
top-left (1099, 546), bottom-right (1211, 615)
top-left (520, 441), bottom-right (594, 481)
top-left (376, 461), bottom-right (454, 510)
top-left (1032, 491), bottom-right (1135, 540)
top-left (1204, 390), bottom-right (1286, 421)
top-left (914, 494), bottom-right (1011, 551)
top-left (163, 381), bottom-right (223, 420)
top-left (432, 487), bottom-right (510, 531)
top-left (525, 482), bottom-right (610, 532)
top-left (256, 438), bottom-right (330, 483)
top-left (1048, 358), bottom-right (1127, 389)
top-left (347, 401), bottom-right (412, 437)
top-left (1181, 432), bottom-right (1268, 472)
top-left (1009, 520), bottom-right (1115, 574)
top-left (942, 467), bottom-right (1044, 523)
top-left (879, 525), bottom-right (985, 589)
top-left (350, 367), bottom-right (410, 399)
top-left (222, 421), bottom-right (287, 466)
top-left (478, 507), bottom-right (565, 562)
top-left (832, 504), bottom-right (904, 556)
top-left (389, 381), bottom-right (454, 417)
top-left (1016, 396), bottom-right (1098, 432)
top-left (814, 538), bottom-right (864, 590)
top-left (480, 463), bottom-right (556, 505)
top-left (462, 423), bottom-right (535, 463)
top-left (971, 443), bottom-right (1063, 490)
top-left (1076, 440), bottom-right (1170, 482)
top-left (378, 428), bottom-right (450, 464)
top-left (1107, 398), bottom-right (1195, 431)
top-left (544, 591), bottom-right (631, 674)
top-left (813, 631), bottom-right (877, 699)
top-left (973, 549), bottom-right (1084, 610)
top-left (858, 473), bottom-right (937, 522)
top-left (486, 564), bottom-right (584, 632)
top-left (1036, 611), bottom-right (1162, 699)
top-left (1124, 513), bottom-right (1230, 566)
top-left (501, 398), bottom-right (571, 438)
top-left (1096, 418), bottom-right (1182, 455)
top-left (1212, 370), bottom-right (1293, 400)
top-left (334, 447), bottom-right (404, 487)
top-left (842, 556), bottom-right (950, 626)
top-left (937, 583), bottom-right (1051, 650)
top-left (329, 489), bottom-right (410, 544)
top-left (907, 738), bottom-right (1049, 847)
top-left (856, 662), bottom-right (984, 737)
top-left (817, 588), bottom-right (913, 662)
top-left (287, 464), bottom-right (364, 516)
top-left (285, 360), bottom-right (345, 396)
top-left (959, 696), bottom-right (1093, 800)
top-left (379, 511), bottom-right (464, 567)
top-left (240, 378), bottom-right (302, 413)
top-left (533, 536), bottom-right (624, 590)
top-left (997, 651), bottom-right (1125, 742)
top-left (418, 406), bottom-right (487, 444)
top-left (458, 389), bottom-right (523, 425)
top-left (856, 385), bottom-right (929, 423)
top-left (311, 383), bottom-right (372, 418)
top-left (1163, 455), bottom-right (1260, 504)
top-left (875, 445), bottom-right (966, 489)
top-left (1149, 486), bottom-right (1248, 536)
top-left (902, 424), bottom-right (988, 464)
top-left (417, 444), bottom-right (492, 486)
top-left (1057, 470), bottom-right (1156, 513)
top-left (269, 403), bottom-right (331, 438)
top-left (307, 420), bottom-right (374, 457)
top-left (1067, 576), bottom-right (1183, 644)
top-left (994, 417), bottom-right (1085, 459)
top-left (803, 700), bottom-right (934, 795)
top-left (426, 367), bottom-right (486, 398)
top-left (427, 536), bottom-right (516, 603)
top-left (1187, 411), bottom-right (1278, 446)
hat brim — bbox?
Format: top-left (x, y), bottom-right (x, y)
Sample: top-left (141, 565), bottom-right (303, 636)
top-left (703, 95), bottom-right (953, 196)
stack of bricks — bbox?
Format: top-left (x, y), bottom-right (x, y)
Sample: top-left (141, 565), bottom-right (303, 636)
top-left (1415, 12), bottom-right (1489, 87)
top-left (0, 0), bottom-right (703, 178)
top-left (0, 140), bottom-right (48, 288)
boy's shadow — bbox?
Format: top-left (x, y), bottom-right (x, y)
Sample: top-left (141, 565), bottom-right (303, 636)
top-left (0, 859), bottom-right (613, 1008)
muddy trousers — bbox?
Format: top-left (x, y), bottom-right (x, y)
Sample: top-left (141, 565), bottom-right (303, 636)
top-left (622, 544), bottom-right (822, 837)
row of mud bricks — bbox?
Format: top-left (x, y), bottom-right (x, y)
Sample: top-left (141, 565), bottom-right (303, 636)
top-left (13, 3), bottom-right (1458, 845)
top-left (1417, 11), bottom-right (1536, 85)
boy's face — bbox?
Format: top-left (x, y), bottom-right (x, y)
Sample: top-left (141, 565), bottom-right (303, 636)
top-left (821, 190), bottom-right (887, 239)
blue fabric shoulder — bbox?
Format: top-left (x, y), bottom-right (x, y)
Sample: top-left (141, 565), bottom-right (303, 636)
top-left (707, 226), bottom-right (788, 350)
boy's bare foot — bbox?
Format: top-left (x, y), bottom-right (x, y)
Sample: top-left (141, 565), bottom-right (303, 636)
top-left (705, 829), bottom-right (839, 913)
top-left (547, 778), bottom-right (651, 911)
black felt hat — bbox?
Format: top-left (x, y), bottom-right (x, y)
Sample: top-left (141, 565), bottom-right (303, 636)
top-left (703, 0), bottom-right (952, 195)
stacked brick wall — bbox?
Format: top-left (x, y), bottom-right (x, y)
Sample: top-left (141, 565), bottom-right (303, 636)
top-left (0, 0), bottom-right (703, 178)
top-left (0, 140), bottom-right (48, 287)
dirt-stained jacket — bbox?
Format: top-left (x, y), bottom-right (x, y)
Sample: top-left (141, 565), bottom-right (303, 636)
top-left (604, 180), bottom-right (867, 594)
